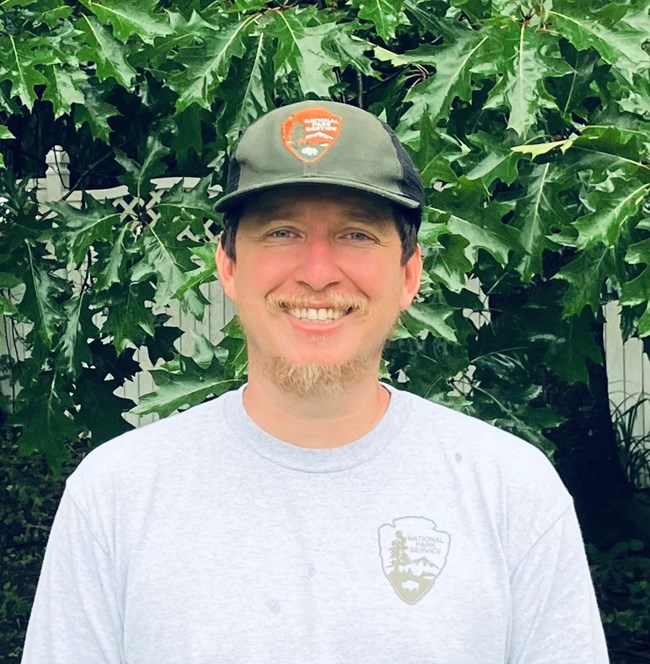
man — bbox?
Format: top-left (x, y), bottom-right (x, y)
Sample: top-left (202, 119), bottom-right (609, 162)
top-left (22, 101), bottom-right (609, 663)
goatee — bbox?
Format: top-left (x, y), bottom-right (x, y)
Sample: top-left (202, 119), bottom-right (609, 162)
top-left (262, 347), bottom-right (382, 397)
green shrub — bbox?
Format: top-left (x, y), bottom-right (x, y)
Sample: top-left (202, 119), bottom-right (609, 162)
top-left (0, 423), bottom-right (89, 662)
top-left (588, 537), bottom-right (650, 664)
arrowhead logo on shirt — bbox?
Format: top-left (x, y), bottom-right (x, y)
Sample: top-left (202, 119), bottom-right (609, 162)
top-left (378, 516), bottom-right (451, 605)
top-left (281, 107), bottom-right (342, 163)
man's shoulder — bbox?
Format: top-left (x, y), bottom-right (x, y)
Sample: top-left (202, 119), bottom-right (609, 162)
top-left (68, 389), bottom-right (236, 489)
top-left (395, 386), bottom-right (571, 518)
top-left (395, 386), bottom-right (560, 477)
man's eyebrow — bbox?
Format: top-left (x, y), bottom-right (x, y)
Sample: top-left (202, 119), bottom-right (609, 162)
top-left (241, 203), bottom-right (296, 223)
top-left (341, 206), bottom-right (392, 222)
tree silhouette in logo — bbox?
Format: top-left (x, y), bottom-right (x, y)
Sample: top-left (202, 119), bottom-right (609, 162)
top-left (389, 530), bottom-right (411, 573)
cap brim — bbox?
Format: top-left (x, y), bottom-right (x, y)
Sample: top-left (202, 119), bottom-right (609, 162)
top-left (215, 177), bottom-right (421, 212)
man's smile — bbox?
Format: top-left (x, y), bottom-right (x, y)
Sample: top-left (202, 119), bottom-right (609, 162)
top-left (286, 307), bottom-right (349, 322)
top-left (266, 292), bottom-right (369, 324)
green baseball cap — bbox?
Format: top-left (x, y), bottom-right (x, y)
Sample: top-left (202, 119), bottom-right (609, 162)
top-left (215, 100), bottom-right (425, 215)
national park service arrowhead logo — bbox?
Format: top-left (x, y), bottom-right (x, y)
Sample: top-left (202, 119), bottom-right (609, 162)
top-left (281, 107), bottom-right (342, 163)
top-left (378, 516), bottom-right (451, 605)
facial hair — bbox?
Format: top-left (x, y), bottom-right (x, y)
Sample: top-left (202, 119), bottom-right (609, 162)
top-left (265, 292), bottom-right (369, 319)
top-left (241, 292), bottom-right (395, 397)
top-left (263, 344), bottom-right (384, 397)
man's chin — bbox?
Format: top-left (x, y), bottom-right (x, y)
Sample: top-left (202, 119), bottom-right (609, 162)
top-left (264, 354), bottom-right (375, 397)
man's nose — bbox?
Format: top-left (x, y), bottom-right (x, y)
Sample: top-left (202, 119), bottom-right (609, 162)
top-left (294, 237), bottom-right (343, 291)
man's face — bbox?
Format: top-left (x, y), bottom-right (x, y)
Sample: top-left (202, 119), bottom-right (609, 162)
top-left (216, 186), bottom-right (422, 395)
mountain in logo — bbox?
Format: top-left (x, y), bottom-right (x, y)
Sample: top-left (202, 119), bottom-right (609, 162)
top-left (304, 130), bottom-right (335, 140)
top-left (409, 556), bottom-right (441, 578)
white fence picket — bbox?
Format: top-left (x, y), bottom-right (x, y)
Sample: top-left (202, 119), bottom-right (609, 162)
top-left (604, 303), bottom-right (649, 437)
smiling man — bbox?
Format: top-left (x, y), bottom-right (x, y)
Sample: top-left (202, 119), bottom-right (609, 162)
top-left (22, 101), bottom-right (609, 664)
top-left (216, 186), bottom-right (421, 447)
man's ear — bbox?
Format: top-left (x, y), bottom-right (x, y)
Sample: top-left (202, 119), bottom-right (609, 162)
top-left (215, 241), bottom-right (237, 303)
top-left (400, 243), bottom-right (423, 311)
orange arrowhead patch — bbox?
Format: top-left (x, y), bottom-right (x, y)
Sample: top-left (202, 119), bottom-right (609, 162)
top-left (281, 107), bottom-right (343, 163)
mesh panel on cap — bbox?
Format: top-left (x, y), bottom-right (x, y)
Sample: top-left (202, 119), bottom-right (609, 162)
top-left (381, 120), bottom-right (425, 209)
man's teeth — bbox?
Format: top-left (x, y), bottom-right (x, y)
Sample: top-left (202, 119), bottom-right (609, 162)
top-left (288, 307), bottom-right (346, 321)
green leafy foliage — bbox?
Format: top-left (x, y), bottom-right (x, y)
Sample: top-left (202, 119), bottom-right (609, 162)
top-left (170, 14), bottom-right (258, 112)
top-left (0, 426), bottom-right (92, 660)
top-left (1, 1), bottom-right (650, 657)
top-left (351, 0), bottom-right (406, 42)
top-left (401, 34), bottom-right (494, 127)
top-left (588, 539), bottom-right (650, 662)
top-left (132, 356), bottom-right (241, 419)
top-left (548, 7), bottom-right (650, 85)
top-left (0, 0), bottom-right (646, 448)
top-left (79, 0), bottom-right (173, 43)
top-left (78, 16), bottom-right (137, 87)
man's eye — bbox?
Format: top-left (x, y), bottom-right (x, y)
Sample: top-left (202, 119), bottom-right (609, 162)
top-left (268, 229), bottom-right (296, 239)
top-left (344, 231), bottom-right (373, 241)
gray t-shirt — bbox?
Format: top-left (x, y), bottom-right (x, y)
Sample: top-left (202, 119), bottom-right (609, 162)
top-left (22, 385), bottom-right (609, 663)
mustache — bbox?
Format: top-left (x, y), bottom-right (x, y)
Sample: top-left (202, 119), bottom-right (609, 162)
top-left (266, 292), bottom-right (369, 316)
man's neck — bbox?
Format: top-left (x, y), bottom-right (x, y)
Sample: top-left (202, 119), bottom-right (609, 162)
top-left (242, 373), bottom-right (391, 449)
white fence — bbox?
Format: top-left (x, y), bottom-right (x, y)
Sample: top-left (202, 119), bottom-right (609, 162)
top-left (4, 147), bottom-right (650, 454)
top-left (604, 303), bottom-right (650, 441)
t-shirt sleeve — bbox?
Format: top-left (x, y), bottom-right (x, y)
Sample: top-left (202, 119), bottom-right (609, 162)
top-left (21, 488), bottom-right (123, 664)
top-left (507, 503), bottom-right (609, 664)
